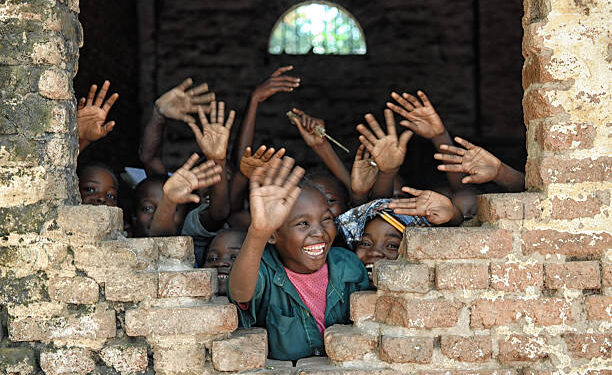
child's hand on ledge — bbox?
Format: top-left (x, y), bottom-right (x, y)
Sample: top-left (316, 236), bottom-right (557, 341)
top-left (187, 101), bottom-right (236, 164)
top-left (240, 145), bottom-right (286, 179)
top-left (251, 66), bottom-right (300, 103)
top-left (290, 108), bottom-right (326, 148)
top-left (356, 109), bottom-right (413, 173)
top-left (435, 136), bottom-right (502, 184)
top-left (249, 157), bottom-right (305, 234)
top-left (388, 186), bottom-right (462, 225)
top-left (163, 153), bottom-right (223, 204)
top-left (77, 80), bottom-right (119, 151)
top-left (155, 78), bottom-right (215, 123)
top-left (386, 90), bottom-right (445, 140)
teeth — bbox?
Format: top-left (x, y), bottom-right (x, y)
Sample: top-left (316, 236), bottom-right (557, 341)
top-left (218, 274), bottom-right (228, 279)
top-left (303, 243), bottom-right (325, 256)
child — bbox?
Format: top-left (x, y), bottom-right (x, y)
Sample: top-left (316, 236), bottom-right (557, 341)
top-left (204, 229), bottom-right (247, 296)
top-left (228, 157), bottom-right (369, 361)
top-left (307, 170), bottom-right (349, 218)
top-left (77, 163), bottom-right (119, 207)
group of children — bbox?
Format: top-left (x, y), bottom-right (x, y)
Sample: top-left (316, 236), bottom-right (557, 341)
top-left (76, 66), bottom-right (524, 361)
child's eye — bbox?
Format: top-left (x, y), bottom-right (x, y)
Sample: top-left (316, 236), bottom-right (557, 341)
top-left (387, 242), bottom-right (399, 250)
top-left (141, 206), bottom-right (155, 214)
top-left (207, 256), bottom-right (218, 262)
top-left (358, 240), bottom-right (372, 247)
top-left (296, 221), bottom-right (309, 227)
top-left (230, 254), bottom-right (237, 260)
top-left (327, 198), bottom-right (337, 205)
top-left (106, 193), bottom-right (117, 202)
top-left (322, 215), bottom-right (333, 222)
top-left (84, 186), bottom-right (95, 194)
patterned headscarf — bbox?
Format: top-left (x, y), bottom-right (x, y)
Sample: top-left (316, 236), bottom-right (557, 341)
top-left (335, 199), bottom-right (430, 250)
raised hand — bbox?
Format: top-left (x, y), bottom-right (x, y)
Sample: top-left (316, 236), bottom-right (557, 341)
top-left (163, 153), bottom-right (223, 204)
top-left (187, 101), bottom-right (236, 162)
top-left (77, 80), bottom-right (119, 150)
top-left (350, 145), bottom-right (378, 197)
top-left (240, 145), bottom-right (286, 178)
top-left (251, 66), bottom-right (300, 103)
top-left (249, 157), bottom-right (305, 234)
top-left (356, 109), bottom-right (413, 173)
top-left (434, 136), bottom-right (502, 184)
top-left (290, 108), bottom-right (326, 148)
top-left (155, 78), bottom-right (215, 123)
top-left (388, 187), bottom-right (456, 225)
top-left (386, 90), bottom-right (445, 139)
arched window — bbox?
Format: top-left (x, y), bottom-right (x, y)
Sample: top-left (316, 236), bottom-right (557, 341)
top-left (268, 1), bottom-right (367, 55)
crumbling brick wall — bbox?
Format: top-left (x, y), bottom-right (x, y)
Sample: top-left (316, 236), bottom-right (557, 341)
top-left (0, 0), bottom-right (609, 374)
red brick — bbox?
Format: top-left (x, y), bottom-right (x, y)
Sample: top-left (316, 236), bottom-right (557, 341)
top-left (436, 263), bottom-right (489, 290)
top-left (522, 51), bottom-right (556, 89)
top-left (350, 291), bottom-right (377, 322)
top-left (47, 276), bottom-right (99, 304)
top-left (40, 348), bottom-right (95, 375)
top-left (535, 121), bottom-right (596, 151)
top-left (440, 335), bottom-right (492, 362)
top-left (490, 262), bottom-right (543, 292)
top-left (379, 336), bottom-right (433, 364)
top-left (374, 261), bottom-right (429, 293)
top-left (158, 269), bottom-right (216, 298)
top-left (522, 229), bottom-right (611, 257)
top-left (523, 88), bottom-right (565, 122)
top-left (125, 303), bottom-right (237, 336)
top-left (402, 228), bottom-right (513, 260)
top-left (545, 261), bottom-right (601, 289)
top-left (477, 193), bottom-right (543, 222)
top-left (603, 263), bottom-right (612, 287)
top-left (498, 335), bottom-right (547, 362)
top-left (550, 191), bottom-right (609, 220)
top-left (586, 296), bottom-right (612, 322)
top-left (470, 298), bottom-right (573, 328)
top-left (324, 325), bottom-right (377, 362)
top-left (212, 328), bottom-right (267, 372)
top-left (375, 296), bottom-right (464, 329)
top-left (525, 156), bottom-right (612, 189)
top-left (563, 333), bottom-right (611, 359)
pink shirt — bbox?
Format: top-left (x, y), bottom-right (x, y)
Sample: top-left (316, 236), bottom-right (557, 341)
top-left (284, 264), bottom-right (329, 335)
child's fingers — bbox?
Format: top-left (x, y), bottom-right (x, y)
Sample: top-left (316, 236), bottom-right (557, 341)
top-left (176, 78), bottom-right (193, 92)
top-left (384, 109), bottom-right (397, 138)
top-left (192, 92), bottom-right (215, 104)
top-left (356, 124), bottom-right (378, 145)
top-left (273, 156), bottom-right (296, 186)
top-left (103, 121), bottom-right (115, 135)
top-left (364, 114), bottom-right (385, 139)
top-left (358, 135), bottom-right (375, 154)
top-left (185, 193), bottom-right (201, 204)
top-left (94, 80), bottom-right (110, 107)
top-left (386, 102), bottom-right (411, 120)
top-left (438, 144), bottom-right (466, 156)
top-left (198, 106), bottom-right (209, 126)
top-left (252, 145), bottom-right (267, 159)
top-left (209, 101), bottom-right (216, 123)
top-left (437, 164), bottom-right (465, 173)
top-left (193, 159), bottom-right (218, 174)
top-left (391, 91), bottom-right (415, 110)
top-left (270, 76), bottom-right (301, 84)
top-left (182, 153), bottom-right (201, 171)
top-left (355, 144), bottom-right (365, 161)
top-left (261, 147), bottom-right (276, 161)
top-left (291, 108), bottom-right (304, 116)
top-left (454, 136), bottom-right (475, 150)
top-left (225, 110), bottom-right (236, 130)
top-left (399, 120), bottom-right (419, 134)
top-left (270, 65), bottom-right (294, 77)
top-left (417, 90), bottom-right (432, 107)
top-left (274, 148), bottom-right (286, 159)
top-left (242, 146), bottom-right (253, 159)
top-left (402, 92), bottom-right (422, 108)
top-left (263, 157), bottom-right (282, 185)
top-left (102, 93), bottom-right (119, 114)
top-left (401, 186), bottom-right (423, 196)
top-left (434, 153), bottom-right (462, 163)
top-left (77, 97), bottom-right (86, 110)
top-left (187, 122), bottom-right (203, 140)
top-left (189, 82), bottom-right (209, 95)
top-left (250, 165), bottom-right (265, 188)
top-left (217, 101), bottom-right (225, 124)
top-left (86, 84), bottom-right (97, 106)
top-left (462, 175), bottom-right (475, 184)
top-left (398, 129), bottom-right (413, 148)
top-left (284, 165), bottom-right (305, 192)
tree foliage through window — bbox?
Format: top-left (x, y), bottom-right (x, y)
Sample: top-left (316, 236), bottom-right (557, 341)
top-left (269, 1), bottom-right (367, 55)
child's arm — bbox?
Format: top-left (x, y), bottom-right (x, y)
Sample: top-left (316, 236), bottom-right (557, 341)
top-left (229, 157), bottom-right (305, 303)
top-left (386, 90), bottom-right (463, 191)
top-left (356, 110), bottom-right (413, 198)
top-left (434, 136), bottom-right (525, 193)
top-left (187, 101), bottom-right (236, 230)
top-left (350, 145), bottom-right (378, 205)
top-left (150, 154), bottom-right (222, 235)
top-left (388, 186), bottom-right (463, 226)
top-left (140, 78), bottom-right (215, 176)
top-left (77, 80), bottom-right (119, 152)
top-left (290, 108), bottom-right (350, 188)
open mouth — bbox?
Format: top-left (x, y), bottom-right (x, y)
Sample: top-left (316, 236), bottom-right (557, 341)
top-left (303, 242), bottom-right (326, 258)
top-left (217, 273), bottom-right (228, 280)
top-left (365, 264), bottom-right (374, 279)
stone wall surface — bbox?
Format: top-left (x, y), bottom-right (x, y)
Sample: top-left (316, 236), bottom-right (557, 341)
top-left (0, 0), bottom-right (610, 374)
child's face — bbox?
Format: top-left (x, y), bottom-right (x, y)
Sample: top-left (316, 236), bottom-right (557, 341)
top-left (310, 176), bottom-right (348, 218)
top-left (271, 187), bottom-right (336, 274)
top-left (132, 180), bottom-right (164, 237)
top-left (79, 166), bottom-right (118, 207)
top-left (355, 217), bottom-right (402, 269)
top-left (204, 231), bottom-right (244, 296)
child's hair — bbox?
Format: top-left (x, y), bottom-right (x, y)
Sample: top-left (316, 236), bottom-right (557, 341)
top-left (77, 161), bottom-right (118, 185)
top-left (304, 169), bottom-right (348, 201)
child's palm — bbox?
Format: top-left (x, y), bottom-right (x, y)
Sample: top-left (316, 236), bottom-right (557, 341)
top-left (461, 148), bottom-right (500, 183)
top-left (240, 146), bottom-right (286, 178)
top-left (351, 145), bottom-right (378, 196)
top-left (387, 91), bottom-right (445, 139)
top-left (417, 191), bottom-right (454, 225)
top-left (164, 170), bottom-right (200, 204)
top-left (198, 124), bottom-right (229, 160)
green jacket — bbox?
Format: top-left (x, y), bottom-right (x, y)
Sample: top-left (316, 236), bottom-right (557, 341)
top-left (228, 245), bottom-right (370, 361)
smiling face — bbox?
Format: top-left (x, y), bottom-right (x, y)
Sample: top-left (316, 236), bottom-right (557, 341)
top-left (355, 217), bottom-right (402, 277)
top-left (204, 231), bottom-right (245, 296)
top-left (270, 187), bottom-right (336, 274)
top-left (78, 166), bottom-right (119, 207)
top-left (310, 175), bottom-right (348, 218)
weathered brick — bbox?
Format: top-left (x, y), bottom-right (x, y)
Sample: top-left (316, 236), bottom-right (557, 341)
top-left (586, 296), bottom-right (612, 322)
top-left (50, 205), bottom-right (123, 243)
top-left (477, 193), bottom-right (543, 222)
top-left (350, 291), bottom-right (377, 323)
top-left (379, 336), bottom-right (433, 364)
top-left (149, 335), bottom-right (206, 375)
top-left (523, 88), bottom-right (565, 122)
top-left (490, 262), bottom-right (543, 292)
top-left (563, 333), bottom-right (611, 359)
top-left (436, 262), bottom-right (489, 290)
top-left (158, 269), bottom-right (217, 298)
top-left (418, 371), bottom-right (517, 375)
top-left (324, 325), bottom-right (377, 362)
top-left (522, 51), bottom-right (556, 89)
top-left (0, 272), bottom-right (47, 305)
top-left (125, 303), bottom-right (237, 336)
top-left (441, 335), bottom-right (492, 362)
top-left (105, 272), bottom-right (158, 302)
top-left (402, 228), bottom-right (513, 260)
top-left (40, 348), bottom-right (95, 375)
top-left (375, 296), bottom-right (464, 328)
top-left (522, 229), bottom-right (611, 256)
top-left (373, 260), bottom-right (429, 293)
top-left (498, 335), bottom-right (547, 362)
top-left (544, 261), bottom-right (601, 289)
top-left (156, 236), bottom-right (195, 262)
top-left (550, 191), bottom-right (609, 220)
top-left (471, 298), bottom-right (573, 328)
top-left (211, 328), bottom-right (267, 372)
top-left (603, 262), bottom-right (612, 287)
top-left (535, 121), bottom-right (596, 151)
top-left (48, 276), bottom-right (98, 304)
top-left (526, 156), bottom-right (612, 188)
top-left (0, 347), bottom-right (37, 375)
top-left (38, 68), bottom-right (71, 99)
top-left (100, 338), bottom-right (149, 374)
